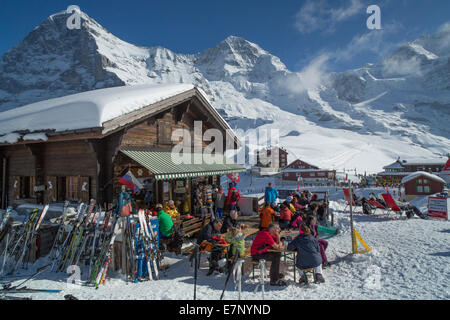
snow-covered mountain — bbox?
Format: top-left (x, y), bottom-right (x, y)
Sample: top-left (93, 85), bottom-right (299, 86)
top-left (0, 10), bottom-right (449, 173)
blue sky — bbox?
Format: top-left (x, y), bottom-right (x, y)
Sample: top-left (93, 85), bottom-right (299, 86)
top-left (1, 0), bottom-right (449, 72)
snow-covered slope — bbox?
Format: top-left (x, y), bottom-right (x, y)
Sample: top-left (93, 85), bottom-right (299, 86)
top-left (0, 10), bottom-right (449, 173)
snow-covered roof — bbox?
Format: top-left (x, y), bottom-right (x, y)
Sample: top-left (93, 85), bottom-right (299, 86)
top-left (401, 171), bottom-right (446, 184)
top-left (383, 161), bottom-right (404, 169)
top-left (377, 171), bottom-right (411, 176)
top-left (0, 83), bottom-right (195, 138)
top-left (400, 158), bottom-right (447, 165)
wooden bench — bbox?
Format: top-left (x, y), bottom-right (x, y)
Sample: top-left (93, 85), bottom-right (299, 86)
top-left (176, 214), bottom-right (212, 238)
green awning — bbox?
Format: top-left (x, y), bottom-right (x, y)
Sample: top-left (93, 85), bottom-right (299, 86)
top-left (121, 149), bottom-right (245, 181)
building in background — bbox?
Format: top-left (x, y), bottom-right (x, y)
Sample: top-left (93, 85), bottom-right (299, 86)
top-left (401, 172), bottom-right (446, 201)
top-left (256, 146), bottom-right (288, 169)
top-left (252, 146), bottom-right (288, 176)
top-left (281, 159), bottom-right (336, 183)
top-left (377, 157), bottom-right (448, 184)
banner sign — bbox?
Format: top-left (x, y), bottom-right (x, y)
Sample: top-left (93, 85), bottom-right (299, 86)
top-left (33, 185), bottom-right (46, 193)
top-left (428, 196), bottom-right (449, 220)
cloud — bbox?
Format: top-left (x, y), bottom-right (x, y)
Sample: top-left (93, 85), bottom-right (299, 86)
top-left (334, 22), bottom-right (402, 62)
top-left (381, 55), bottom-right (422, 77)
top-left (438, 22), bottom-right (450, 33)
top-left (283, 54), bottom-right (330, 93)
top-left (437, 22), bottom-right (450, 52)
top-left (294, 0), bottom-right (364, 34)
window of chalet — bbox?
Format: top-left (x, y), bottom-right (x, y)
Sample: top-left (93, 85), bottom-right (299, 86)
top-left (65, 176), bottom-right (90, 202)
top-left (416, 186), bottom-right (424, 193)
top-left (18, 176), bottom-right (34, 199)
top-left (424, 186), bottom-right (430, 193)
top-left (158, 122), bottom-right (172, 145)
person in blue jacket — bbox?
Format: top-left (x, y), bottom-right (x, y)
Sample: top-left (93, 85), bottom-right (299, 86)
top-left (287, 224), bottom-right (325, 283)
top-left (264, 183), bottom-right (279, 206)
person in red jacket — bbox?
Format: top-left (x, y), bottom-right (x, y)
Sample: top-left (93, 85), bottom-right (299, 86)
top-left (251, 223), bottom-right (286, 286)
top-left (278, 203), bottom-right (293, 230)
top-left (226, 182), bottom-right (241, 211)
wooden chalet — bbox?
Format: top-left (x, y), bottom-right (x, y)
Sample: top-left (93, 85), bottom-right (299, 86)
top-left (401, 172), bottom-right (446, 201)
top-left (377, 157), bottom-right (447, 184)
top-left (281, 159), bottom-right (336, 182)
top-left (0, 84), bottom-right (244, 212)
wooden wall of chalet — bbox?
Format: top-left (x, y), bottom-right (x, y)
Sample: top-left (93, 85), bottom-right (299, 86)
top-left (0, 140), bottom-right (97, 205)
top-left (112, 104), bottom-right (218, 202)
top-left (41, 141), bottom-right (97, 202)
top-left (2, 145), bottom-right (35, 203)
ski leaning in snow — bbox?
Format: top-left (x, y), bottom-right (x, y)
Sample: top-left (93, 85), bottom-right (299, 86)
top-left (93, 216), bottom-right (118, 288)
top-left (67, 200), bottom-right (96, 268)
top-left (48, 201), bottom-right (70, 262)
top-left (138, 209), bottom-right (160, 281)
top-left (13, 205), bottom-right (49, 272)
top-left (145, 211), bottom-right (161, 279)
top-left (56, 203), bottom-right (88, 272)
top-left (0, 207), bottom-right (12, 234)
top-left (1, 212), bottom-right (32, 275)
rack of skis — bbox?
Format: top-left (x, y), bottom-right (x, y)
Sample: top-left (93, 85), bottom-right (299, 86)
top-left (0, 200), bottom-right (162, 287)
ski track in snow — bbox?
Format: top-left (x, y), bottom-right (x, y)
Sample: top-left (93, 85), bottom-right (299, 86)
top-left (2, 188), bottom-right (449, 300)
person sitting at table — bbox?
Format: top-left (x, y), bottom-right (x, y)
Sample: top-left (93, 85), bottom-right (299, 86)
top-left (279, 203), bottom-right (293, 230)
top-left (259, 202), bottom-right (276, 230)
top-left (197, 219), bottom-right (226, 276)
top-left (285, 196), bottom-right (296, 213)
top-left (156, 204), bottom-right (174, 239)
top-left (305, 202), bottom-right (319, 218)
top-left (292, 195), bottom-right (306, 212)
top-left (298, 192), bottom-right (310, 206)
top-left (165, 200), bottom-right (180, 220)
top-left (225, 227), bottom-right (246, 258)
top-left (221, 209), bottom-right (247, 233)
top-left (251, 223), bottom-right (286, 286)
top-left (291, 213), bottom-right (303, 229)
top-left (305, 215), bottom-right (330, 268)
top-left (287, 224), bottom-right (325, 283)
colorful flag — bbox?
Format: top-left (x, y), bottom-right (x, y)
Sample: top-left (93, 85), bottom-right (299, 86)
top-left (443, 158), bottom-right (450, 171)
top-left (118, 171), bottom-right (144, 194)
top-left (227, 173), bottom-right (240, 183)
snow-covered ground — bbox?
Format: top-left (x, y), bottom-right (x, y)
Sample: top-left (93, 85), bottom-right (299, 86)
top-left (2, 191), bottom-right (448, 300)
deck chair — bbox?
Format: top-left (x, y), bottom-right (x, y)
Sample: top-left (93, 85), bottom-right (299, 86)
top-left (366, 199), bottom-right (388, 214)
top-left (381, 193), bottom-right (407, 216)
top-left (342, 188), bottom-right (361, 213)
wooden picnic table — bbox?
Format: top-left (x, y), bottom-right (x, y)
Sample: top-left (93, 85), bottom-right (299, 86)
top-left (267, 248), bottom-right (298, 282)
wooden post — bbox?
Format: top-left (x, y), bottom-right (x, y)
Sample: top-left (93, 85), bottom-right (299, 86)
top-left (349, 182), bottom-right (356, 254)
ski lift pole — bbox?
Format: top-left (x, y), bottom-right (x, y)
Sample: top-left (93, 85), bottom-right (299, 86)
top-left (349, 181), bottom-right (356, 254)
